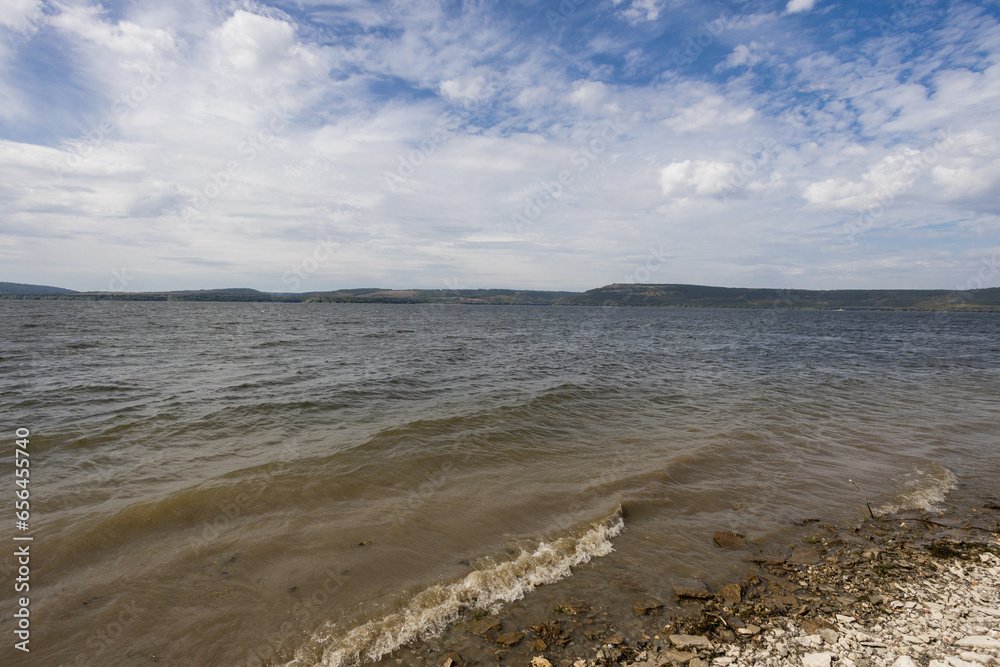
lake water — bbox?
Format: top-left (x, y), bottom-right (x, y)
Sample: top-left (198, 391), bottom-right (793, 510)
top-left (2, 301), bottom-right (998, 666)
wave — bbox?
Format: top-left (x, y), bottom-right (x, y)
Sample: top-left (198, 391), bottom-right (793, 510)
top-left (286, 507), bottom-right (625, 667)
top-left (877, 461), bottom-right (958, 514)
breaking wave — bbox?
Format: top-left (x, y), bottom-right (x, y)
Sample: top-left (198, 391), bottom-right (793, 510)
top-left (286, 507), bottom-right (625, 667)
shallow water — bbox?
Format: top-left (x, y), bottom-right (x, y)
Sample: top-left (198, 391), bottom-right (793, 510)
top-left (1, 301), bottom-right (997, 666)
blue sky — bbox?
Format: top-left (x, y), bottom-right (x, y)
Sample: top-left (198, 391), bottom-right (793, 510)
top-left (1, 0), bottom-right (999, 292)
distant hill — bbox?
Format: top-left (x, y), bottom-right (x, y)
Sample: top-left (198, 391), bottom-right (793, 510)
top-left (0, 282), bottom-right (77, 295)
top-left (305, 288), bottom-right (576, 305)
top-left (561, 283), bottom-right (1000, 311)
top-left (2, 281), bottom-right (998, 310)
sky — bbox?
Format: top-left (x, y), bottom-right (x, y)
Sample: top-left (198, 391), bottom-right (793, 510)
top-left (1, 0), bottom-right (999, 293)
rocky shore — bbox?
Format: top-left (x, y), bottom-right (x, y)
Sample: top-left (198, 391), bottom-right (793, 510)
top-left (395, 499), bottom-right (1000, 667)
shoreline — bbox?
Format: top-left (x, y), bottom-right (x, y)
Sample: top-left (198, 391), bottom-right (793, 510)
top-left (394, 498), bottom-right (1000, 667)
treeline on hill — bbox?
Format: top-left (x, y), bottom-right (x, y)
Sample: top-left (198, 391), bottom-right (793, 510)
top-left (561, 284), bottom-right (1000, 311)
top-left (2, 282), bottom-right (999, 310)
top-left (303, 288), bottom-right (576, 305)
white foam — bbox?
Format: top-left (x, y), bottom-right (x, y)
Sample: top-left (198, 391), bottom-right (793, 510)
top-left (878, 462), bottom-right (958, 515)
top-left (285, 509), bottom-right (624, 667)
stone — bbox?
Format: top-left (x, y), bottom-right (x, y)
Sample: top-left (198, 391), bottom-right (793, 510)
top-left (817, 628), bottom-right (839, 645)
top-left (955, 636), bottom-right (1000, 649)
top-left (802, 652), bottom-right (834, 667)
top-left (530, 658), bottom-right (552, 667)
top-left (689, 659), bottom-right (709, 667)
top-left (891, 658), bottom-right (918, 667)
top-left (959, 652), bottom-right (993, 665)
top-left (659, 648), bottom-right (698, 663)
top-left (672, 578), bottom-right (713, 599)
top-left (800, 619), bottom-right (838, 636)
top-left (531, 639), bottom-right (547, 651)
top-left (791, 546), bottom-right (822, 565)
top-left (634, 599), bottom-right (665, 615)
top-left (718, 583), bottom-right (743, 604)
top-left (669, 634), bottom-right (713, 650)
top-left (713, 531), bottom-right (749, 550)
top-left (606, 633), bottom-right (623, 645)
top-left (467, 617), bottom-right (501, 634)
top-left (944, 658), bottom-right (983, 667)
top-left (495, 631), bottom-right (523, 647)
top-left (442, 652), bottom-right (463, 667)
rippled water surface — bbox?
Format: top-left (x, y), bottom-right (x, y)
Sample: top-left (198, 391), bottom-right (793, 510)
top-left (1, 301), bottom-right (998, 666)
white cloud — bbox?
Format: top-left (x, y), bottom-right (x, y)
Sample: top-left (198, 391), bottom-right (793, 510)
top-left (617, 0), bottom-right (663, 24)
top-left (1, 0), bottom-right (999, 291)
top-left (665, 95), bottom-right (756, 132)
top-left (720, 42), bottom-right (768, 69)
top-left (0, 0), bottom-right (41, 30)
top-left (567, 80), bottom-right (608, 110)
top-left (516, 86), bottom-right (550, 108)
top-left (931, 131), bottom-right (1000, 200)
top-left (50, 4), bottom-right (177, 63)
top-left (802, 148), bottom-right (930, 208)
top-left (440, 73), bottom-right (496, 103)
top-left (660, 160), bottom-right (737, 197)
top-left (786, 0), bottom-right (816, 14)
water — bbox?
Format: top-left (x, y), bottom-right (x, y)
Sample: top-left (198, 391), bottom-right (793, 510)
top-left (1, 301), bottom-right (998, 666)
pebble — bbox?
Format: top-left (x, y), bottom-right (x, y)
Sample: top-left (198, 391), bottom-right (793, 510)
top-left (802, 652), bottom-right (835, 667)
top-left (955, 636), bottom-right (1000, 649)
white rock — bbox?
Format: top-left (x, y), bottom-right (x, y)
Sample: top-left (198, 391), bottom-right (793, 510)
top-left (974, 606), bottom-right (1000, 618)
top-left (836, 614), bottom-right (857, 623)
top-left (958, 652), bottom-right (993, 664)
top-left (712, 658), bottom-right (734, 666)
top-left (947, 657), bottom-right (983, 667)
top-left (818, 629), bottom-right (839, 645)
top-left (892, 657), bottom-right (919, 667)
top-left (802, 653), bottom-right (834, 667)
top-left (669, 634), bottom-right (714, 650)
top-left (955, 636), bottom-right (1000, 649)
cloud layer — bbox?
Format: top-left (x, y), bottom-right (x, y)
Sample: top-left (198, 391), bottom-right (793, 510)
top-left (1, 0), bottom-right (998, 291)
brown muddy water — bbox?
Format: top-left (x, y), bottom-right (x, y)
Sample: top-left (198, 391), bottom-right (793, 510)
top-left (1, 301), bottom-right (997, 666)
